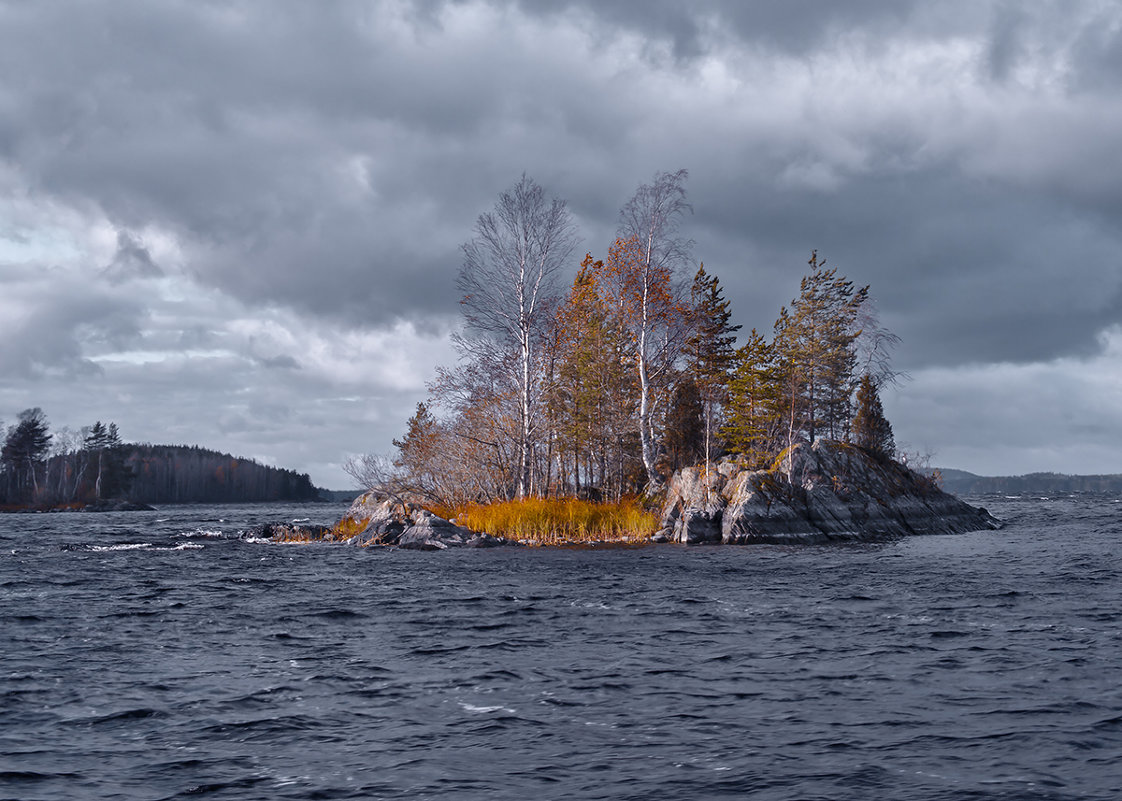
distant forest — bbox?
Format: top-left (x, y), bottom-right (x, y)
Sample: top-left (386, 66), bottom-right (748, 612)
top-left (0, 410), bottom-right (319, 508)
top-left (935, 468), bottom-right (1122, 496)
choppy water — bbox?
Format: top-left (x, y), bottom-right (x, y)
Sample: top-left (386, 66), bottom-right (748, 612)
top-left (2, 496), bottom-right (1121, 800)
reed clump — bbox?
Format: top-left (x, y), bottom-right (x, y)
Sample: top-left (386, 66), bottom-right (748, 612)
top-left (438, 496), bottom-right (658, 545)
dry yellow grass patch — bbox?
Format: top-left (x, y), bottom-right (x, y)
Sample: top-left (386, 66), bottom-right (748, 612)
top-left (327, 515), bottom-right (369, 542)
top-left (439, 496), bottom-right (658, 545)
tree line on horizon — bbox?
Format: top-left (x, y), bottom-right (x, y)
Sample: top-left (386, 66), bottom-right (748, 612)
top-left (0, 413), bottom-right (319, 508)
top-left (348, 170), bottom-right (900, 507)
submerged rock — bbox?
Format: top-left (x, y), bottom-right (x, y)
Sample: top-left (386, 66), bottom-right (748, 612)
top-left (661, 440), bottom-right (999, 545)
top-left (242, 522), bottom-right (331, 541)
top-left (82, 500), bottom-right (158, 512)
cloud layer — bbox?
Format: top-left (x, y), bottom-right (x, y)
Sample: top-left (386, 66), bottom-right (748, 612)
top-left (2, 0), bottom-right (1120, 484)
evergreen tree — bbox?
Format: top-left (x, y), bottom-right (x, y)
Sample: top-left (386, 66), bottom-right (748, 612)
top-left (1, 408), bottom-right (52, 503)
top-left (851, 373), bottom-right (895, 459)
top-left (98, 423), bottom-right (133, 499)
top-left (684, 264), bottom-right (741, 472)
top-left (723, 330), bottom-right (784, 469)
top-left (84, 421), bottom-right (116, 500)
top-left (772, 251), bottom-right (868, 450)
top-left (392, 402), bottom-right (442, 481)
top-left (547, 260), bottom-right (638, 499)
top-left (663, 376), bottom-right (704, 472)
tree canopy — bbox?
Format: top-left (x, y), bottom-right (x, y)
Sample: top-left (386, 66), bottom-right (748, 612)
top-left (353, 174), bottom-right (901, 507)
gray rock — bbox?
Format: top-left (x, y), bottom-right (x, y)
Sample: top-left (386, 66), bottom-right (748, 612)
top-left (662, 440), bottom-right (999, 545)
top-left (465, 533), bottom-right (513, 548)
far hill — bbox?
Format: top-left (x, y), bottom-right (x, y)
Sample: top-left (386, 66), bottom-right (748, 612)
top-left (933, 468), bottom-right (1122, 495)
top-left (124, 444), bottom-right (321, 504)
top-left (34, 443), bottom-right (324, 507)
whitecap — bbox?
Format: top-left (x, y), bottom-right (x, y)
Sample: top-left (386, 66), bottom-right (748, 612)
top-left (90, 543), bottom-right (152, 552)
top-left (459, 702), bottom-right (516, 714)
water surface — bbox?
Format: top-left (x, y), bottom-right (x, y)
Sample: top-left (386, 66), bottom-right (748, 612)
top-left (2, 497), bottom-right (1120, 800)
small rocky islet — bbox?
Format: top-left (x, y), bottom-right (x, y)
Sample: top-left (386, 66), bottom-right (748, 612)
top-left (247, 439), bottom-right (999, 549)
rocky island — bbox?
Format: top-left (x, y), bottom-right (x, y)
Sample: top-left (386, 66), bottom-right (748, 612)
top-left (253, 439), bottom-right (998, 549)
top-left (250, 178), bottom-right (1000, 550)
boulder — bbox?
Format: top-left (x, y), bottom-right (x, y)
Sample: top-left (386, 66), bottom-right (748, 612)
top-left (661, 441), bottom-right (999, 545)
top-left (398, 511), bottom-right (475, 550)
top-left (334, 492), bottom-right (515, 548)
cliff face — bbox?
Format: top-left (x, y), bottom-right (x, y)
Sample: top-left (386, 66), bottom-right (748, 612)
top-left (659, 440), bottom-right (1000, 545)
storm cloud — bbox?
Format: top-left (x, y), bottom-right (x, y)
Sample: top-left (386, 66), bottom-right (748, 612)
top-left (1, 0), bottom-right (1120, 485)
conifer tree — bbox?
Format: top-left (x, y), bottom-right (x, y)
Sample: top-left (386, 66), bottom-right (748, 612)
top-left (1, 408), bottom-right (52, 502)
top-left (663, 376), bottom-right (704, 472)
top-left (723, 330), bottom-right (784, 468)
top-left (772, 251), bottom-right (868, 450)
top-left (851, 373), bottom-right (895, 459)
top-left (548, 259), bottom-right (638, 499)
top-left (684, 263), bottom-right (741, 472)
top-left (83, 421), bottom-right (132, 500)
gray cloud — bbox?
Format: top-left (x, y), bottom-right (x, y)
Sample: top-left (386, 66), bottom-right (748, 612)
top-left (103, 230), bottom-right (162, 283)
top-left (2, 0), bottom-right (1121, 482)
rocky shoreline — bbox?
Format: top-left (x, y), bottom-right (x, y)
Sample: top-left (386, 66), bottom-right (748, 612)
top-left (657, 440), bottom-right (999, 545)
top-left (251, 440), bottom-right (998, 549)
top-left (246, 496), bottom-right (515, 550)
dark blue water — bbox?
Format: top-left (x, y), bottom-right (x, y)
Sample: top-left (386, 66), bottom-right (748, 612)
top-left (2, 496), bottom-right (1120, 800)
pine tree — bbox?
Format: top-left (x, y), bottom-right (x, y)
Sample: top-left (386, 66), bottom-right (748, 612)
top-left (772, 251), bottom-right (868, 450)
top-left (663, 376), bottom-right (704, 472)
top-left (723, 330), bottom-right (784, 469)
top-left (83, 421), bottom-right (135, 500)
top-left (1, 408), bottom-right (52, 503)
top-left (684, 264), bottom-right (741, 473)
top-left (851, 373), bottom-right (895, 459)
top-left (392, 403), bottom-right (442, 482)
top-left (548, 260), bottom-right (638, 499)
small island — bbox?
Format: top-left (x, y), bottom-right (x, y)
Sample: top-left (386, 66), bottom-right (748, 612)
top-left (0, 415), bottom-right (322, 512)
top-left (252, 171), bottom-right (999, 549)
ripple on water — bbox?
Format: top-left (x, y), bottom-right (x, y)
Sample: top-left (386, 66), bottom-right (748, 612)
top-left (1, 498), bottom-right (1121, 800)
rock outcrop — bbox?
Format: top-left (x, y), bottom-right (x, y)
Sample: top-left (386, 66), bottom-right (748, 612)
top-left (329, 493), bottom-right (513, 549)
top-left (659, 440), bottom-right (999, 545)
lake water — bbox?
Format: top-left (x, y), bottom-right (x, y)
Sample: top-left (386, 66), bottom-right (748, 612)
top-left (2, 496), bottom-right (1120, 800)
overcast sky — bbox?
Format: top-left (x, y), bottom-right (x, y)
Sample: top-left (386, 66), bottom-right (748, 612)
top-left (2, 0), bottom-right (1121, 488)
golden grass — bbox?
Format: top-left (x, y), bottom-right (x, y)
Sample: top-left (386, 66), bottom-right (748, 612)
top-left (437, 496), bottom-right (659, 546)
top-left (328, 515), bottom-right (370, 542)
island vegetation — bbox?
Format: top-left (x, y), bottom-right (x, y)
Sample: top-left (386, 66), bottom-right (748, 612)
top-left (0, 415), bottom-right (319, 510)
top-left (334, 170), bottom-right (915, 545)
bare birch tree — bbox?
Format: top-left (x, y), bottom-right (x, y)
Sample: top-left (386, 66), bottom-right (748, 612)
top-left (616, 169), bottom-right (692, 484)
top-left (457, 175), bottom-right (577, 498)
